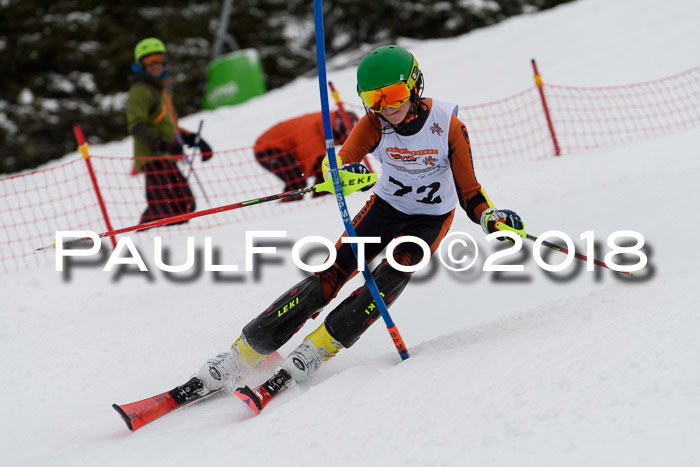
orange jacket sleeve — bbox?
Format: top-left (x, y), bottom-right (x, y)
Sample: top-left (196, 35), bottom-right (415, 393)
top-left (448, 115), bottom-right (490, 224)
top-left (337, 113), bottom-right (381, 164)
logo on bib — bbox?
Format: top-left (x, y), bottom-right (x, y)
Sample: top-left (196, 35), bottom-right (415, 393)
top-left (423, 155), bottom-right (438, 166)
top-left (388, 152), bottom-right (419, 163)
top-left (385, 147), bottom-right (438, 165)
top-left (429, 122), bottom-right (443, 136)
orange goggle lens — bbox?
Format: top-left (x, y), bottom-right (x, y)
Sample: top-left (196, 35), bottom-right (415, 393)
top-left (142, 54), bottom-right (166, 66)
top-left (359, 82), bottom-right (411, 112)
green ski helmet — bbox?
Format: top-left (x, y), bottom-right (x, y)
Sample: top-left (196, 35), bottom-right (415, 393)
top-left (134, 38), bottom-right (166, 62)
top-left (357, 45), bottom-right (422, 96)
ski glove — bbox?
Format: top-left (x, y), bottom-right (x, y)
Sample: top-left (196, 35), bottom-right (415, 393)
top-left (481, 208), bottom-right (525, 240)
top-left (179, 132), bottom-right (197, 146)
top-left (321, 154), bottom-right (343, 181)
top-left (339, 162), bottom-right (374, 192)
top-left (180, 133), bottom-right (214, 162)
top-left (199, 139), bottom-right (213, 162)
top-left (151, 138), bottom-right (183, 156)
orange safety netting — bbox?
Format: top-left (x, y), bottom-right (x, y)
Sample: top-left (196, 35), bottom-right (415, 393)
top-left (2, 64), bottom-right (700, 273)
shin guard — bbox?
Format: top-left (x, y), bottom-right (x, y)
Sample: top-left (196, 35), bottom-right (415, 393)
top-left (242, 275), bottom-right (325, 354)
top-left (325, 262), bottom-right (411, 348)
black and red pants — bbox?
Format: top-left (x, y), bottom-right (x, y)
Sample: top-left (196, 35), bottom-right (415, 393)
top-left (243, 194), bottom-right (455, 352)
top-left (140, 159), bottom-right (195, 224)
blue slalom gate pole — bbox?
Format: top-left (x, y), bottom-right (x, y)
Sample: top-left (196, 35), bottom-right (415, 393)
top-left (312, 0), bottom-right (409, 360)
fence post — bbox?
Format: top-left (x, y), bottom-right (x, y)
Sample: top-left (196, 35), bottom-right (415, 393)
top-left (73, 125), bottom-right (117, 249)
top-left (327, 81), bottom-right (375, 173)
top-left (531, 59), bottom-right (561, 156)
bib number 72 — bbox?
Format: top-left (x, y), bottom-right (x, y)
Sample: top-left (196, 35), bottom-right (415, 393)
top-left (389, 177), bottom-right (442, 204)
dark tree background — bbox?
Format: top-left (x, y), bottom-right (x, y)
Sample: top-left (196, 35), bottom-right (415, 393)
top-left (0, 0), bottom-right (573, 174)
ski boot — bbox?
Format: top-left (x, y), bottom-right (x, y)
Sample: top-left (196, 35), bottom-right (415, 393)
top-left (197, 334), bottom-right (268, 392)
top-left (235, 323), bottom-right (342, 413)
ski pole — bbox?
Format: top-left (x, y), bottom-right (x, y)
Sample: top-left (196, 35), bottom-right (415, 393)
top-left (494, 221), bottom-right (634, 277)
top-left (187, 120), bottom-right (209, 209)
top-left (314, 0), bottom-right (409, 360)
top-left (177, 122), bottom-right (211, 206)
top-left (36, 186), bottom-right (316, 251)
top-left (328, 81), bottom-right (375, 173)
top-left (185, 120), bottom-right (204, 180)
top-left (36, 170), bottom-right (376, 251)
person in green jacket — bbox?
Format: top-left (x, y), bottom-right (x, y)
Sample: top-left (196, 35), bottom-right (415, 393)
top-left (126, 37), bottom-right (214, 224)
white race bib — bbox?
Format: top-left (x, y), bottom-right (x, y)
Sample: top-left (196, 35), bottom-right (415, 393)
top-left (372, 100), bottom-right (459, 215)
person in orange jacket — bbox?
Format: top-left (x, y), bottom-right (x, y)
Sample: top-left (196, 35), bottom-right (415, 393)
top-left (253, 110), bottom-right (358, 201)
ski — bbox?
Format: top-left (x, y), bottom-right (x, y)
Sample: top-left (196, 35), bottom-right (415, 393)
top-left (113, 352), bottom-right (283, 431)
top-left (235, 368), bottom-right (294, 414)
top-left (113, 377), bottom-right (220, 431)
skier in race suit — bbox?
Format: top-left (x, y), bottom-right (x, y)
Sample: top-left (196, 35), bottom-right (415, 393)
top-left (196, 45), bottom-right (525, 390)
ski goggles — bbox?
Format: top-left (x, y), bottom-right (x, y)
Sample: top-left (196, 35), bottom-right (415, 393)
top-left (359, 82), bottom-right (412, 112)
top-left (141, 53), bottom-right (166, 67)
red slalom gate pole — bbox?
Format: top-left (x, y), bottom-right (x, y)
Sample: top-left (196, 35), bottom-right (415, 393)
top-left (327, 81), bottom-right (375, 173)
top-left (73, 125), bottom-right (117, 249)
top-left (328, 81), bottom-right (354, 135)
top-left (531, 59), bottom-right (561, 156)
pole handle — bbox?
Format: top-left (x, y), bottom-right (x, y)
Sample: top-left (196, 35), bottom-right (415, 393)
top-left (494, 220), bottom-right (527, 238)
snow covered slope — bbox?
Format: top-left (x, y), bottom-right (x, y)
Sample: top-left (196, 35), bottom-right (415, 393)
top-left (3, 0), bottom-right (700, 465)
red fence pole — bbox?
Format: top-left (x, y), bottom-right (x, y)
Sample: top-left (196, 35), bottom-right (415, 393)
top-left (73, 125), bottom-right (117, 249)
top-left (328, 81), bottom-right (375, 172)
top-left (531, 59), bottom-right (561, 156)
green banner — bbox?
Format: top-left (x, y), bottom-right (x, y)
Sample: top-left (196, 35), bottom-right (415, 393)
top-left (203, 49), bottom-right (266, 110)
